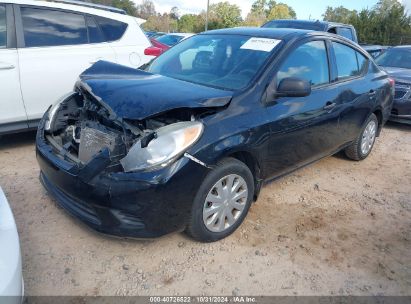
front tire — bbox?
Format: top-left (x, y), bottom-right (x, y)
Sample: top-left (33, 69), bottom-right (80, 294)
top-left (186, 157), bottom-right (254, 242)
top-left (345, 113), bottom-right (378, 161)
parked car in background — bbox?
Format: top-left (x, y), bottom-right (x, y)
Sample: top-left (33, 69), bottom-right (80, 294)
top-left (262, 19), bottom-right (358, 43)
top-left (150, 37), bottom-right (170, 54)
top-left (150, 32), bottom-right (166, 39)
top-left (376, 46), bottom-right (411, 124)
top-left (36, 28), bottom-right (393, 242)
top-left (0, 187), bottom-right (23, 303)
top-left (154, 33), bottom-right (194, 47)
top-left (0, 0), bottom-right (157, 134)
top-left (362, 44), bottom-right (389, 58)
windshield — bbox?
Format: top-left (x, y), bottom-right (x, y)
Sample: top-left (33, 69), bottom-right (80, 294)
top-left (148, 34), bottom-right (279, 90)
top-left (156, 34), bottom-right (185, 46)
top-left (375, 48), bottom-right (411, 69)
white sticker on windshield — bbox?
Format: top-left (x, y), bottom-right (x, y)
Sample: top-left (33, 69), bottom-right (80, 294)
top-left (240, 37), bottom-right (281, 52)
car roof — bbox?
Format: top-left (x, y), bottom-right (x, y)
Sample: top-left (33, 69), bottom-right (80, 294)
top-left (202, 27), bottom-right (322, 40)
top-left (390, 45), bottom-right (411, 50)
top-left (0, 0), bottom-right (135, 21)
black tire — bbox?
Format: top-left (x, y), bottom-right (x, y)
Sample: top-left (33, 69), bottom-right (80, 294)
top-left (186, 157), bottom-right (254, 242)
top-left (345, 113), bottom-right (378, 161)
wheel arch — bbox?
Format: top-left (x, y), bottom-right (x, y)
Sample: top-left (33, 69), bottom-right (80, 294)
top-left (373, 108), bottom-right (383, 136)
top-left (225, 150), bottom-right (263, 201)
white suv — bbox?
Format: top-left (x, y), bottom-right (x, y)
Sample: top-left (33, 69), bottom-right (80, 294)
top-left (0, 0), bottom-right (155, 133)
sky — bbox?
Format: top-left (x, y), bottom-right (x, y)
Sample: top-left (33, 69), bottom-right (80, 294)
top-left (134, 0), bottom-right (411, 20)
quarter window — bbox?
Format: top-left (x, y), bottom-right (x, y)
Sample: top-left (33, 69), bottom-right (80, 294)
top-left (277, 40), bottom-right (330, 87)
top-left (333, 42), bottom-right (368, 80)
top-left (0, 5), bottom-right (6, 48)
top-left (21, 7), bottom-right (88, 47)
top-left (94, 16), bottom-right (127, 41)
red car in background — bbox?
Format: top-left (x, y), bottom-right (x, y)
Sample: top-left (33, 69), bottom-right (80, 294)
top-left (150, 37), bottom-right (170, 54)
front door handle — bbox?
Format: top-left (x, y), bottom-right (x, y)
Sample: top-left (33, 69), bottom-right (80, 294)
top-left (323, 102), bottom-right (336, 111)
top-left (0, 62), bottom-right (15, 70)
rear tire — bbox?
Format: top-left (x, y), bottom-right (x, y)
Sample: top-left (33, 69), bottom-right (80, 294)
top-left (345, 113), bottom-right (378, 161)
top-left (186, 157), bottom-right (254, 242)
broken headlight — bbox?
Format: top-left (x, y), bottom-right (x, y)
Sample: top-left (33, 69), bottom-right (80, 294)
top-left (120, 121), bottom-right (203, 172)
top-left (44, 92), bottom-right (76, 132)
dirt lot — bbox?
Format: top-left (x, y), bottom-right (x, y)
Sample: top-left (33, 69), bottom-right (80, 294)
top-left (0, 122), bottom-right (410, 296)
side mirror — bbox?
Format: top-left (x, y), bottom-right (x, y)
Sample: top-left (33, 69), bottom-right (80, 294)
top-left (276, 77), bottom-right (311, 98)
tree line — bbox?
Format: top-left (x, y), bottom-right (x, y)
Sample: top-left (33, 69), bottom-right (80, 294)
top-left (86, 0), bottom-right (411, 45)
top-left (323, 0), bottom-right (411, 45)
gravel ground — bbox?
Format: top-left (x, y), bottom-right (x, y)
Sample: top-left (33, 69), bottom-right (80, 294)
top-left (0, 122), bottom-right (410, 296)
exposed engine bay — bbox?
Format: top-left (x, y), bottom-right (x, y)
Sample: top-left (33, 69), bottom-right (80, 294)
top-left (44, 86), bottom-right (214, 173)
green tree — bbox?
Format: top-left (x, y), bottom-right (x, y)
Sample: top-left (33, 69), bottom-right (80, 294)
top-left (322, 0), bottom-right (411, 45)
top-left (207, 2), bottom-right (242, 29)
top-left (267, 3), bottom-right (296, 20)
top-left (244, 0), bottom-right (296, 27)
top-left (322, 6), bottom-right (357, 24)
top-left (178, 14), bottom-right (204, 33)
top-left (136, 0), bottom-right (156, 19)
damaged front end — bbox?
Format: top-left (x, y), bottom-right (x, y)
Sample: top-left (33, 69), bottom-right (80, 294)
top-left (43, 85), bottom-right (209, 174)
top-left (35, 62), bottom-right (234, 237)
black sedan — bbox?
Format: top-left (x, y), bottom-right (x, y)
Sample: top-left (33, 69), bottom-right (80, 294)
top-left (36, 28), bottom-right (394, 242)
top-left (375, 46), bottom-right (411, 124)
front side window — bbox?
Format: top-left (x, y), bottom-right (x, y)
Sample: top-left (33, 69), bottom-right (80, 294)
top-left (148, 34), bottom-right (279, 90)
top-left (0, 5), bottom-right (6, 48)
top-left (277, 40), bottom-right (329, 87)
top-left (21, 7), bottom-right (87, 47)
top-left (333, 42), bottom-right (368, 80)
top-left (94, 16), bottom-right (127, 41)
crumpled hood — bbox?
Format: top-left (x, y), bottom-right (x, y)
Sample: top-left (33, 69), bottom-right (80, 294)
top-left (383, 67), bottom-right (411, 83)
top-left (78, 61), bottom-right (233, 120)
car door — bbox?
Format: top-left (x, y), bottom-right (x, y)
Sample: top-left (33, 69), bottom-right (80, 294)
top-left (330, 41), bottom-right (376, 143)
top-left (0, 4), bottom-right (28, 130)
top-left (15, 5), bottom-right (116, 125)
top-left (263, 39), bottom-right (343, 178)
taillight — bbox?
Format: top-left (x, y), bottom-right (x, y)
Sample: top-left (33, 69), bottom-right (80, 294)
top-left (144, 46), bottom-right (162, 57)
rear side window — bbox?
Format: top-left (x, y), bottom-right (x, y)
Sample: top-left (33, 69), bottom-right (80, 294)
top-left (21, 7), bottom-right (88, 47)
top-left (277, 40), bottom-right (330, 87)
top-left (94, 16), bottom-right (127, 41)
top-left (0, 5), bottom-right (6, 48)
top-left (86, 16), bottom-right (104, 43)
top-left (333, 42), bottom-right (368, 80)
top-left (336, 27), bottom-right (354, 41)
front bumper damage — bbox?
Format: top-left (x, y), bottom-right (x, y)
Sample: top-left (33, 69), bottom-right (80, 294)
top-left (36, 116), bottom-right (209, 238)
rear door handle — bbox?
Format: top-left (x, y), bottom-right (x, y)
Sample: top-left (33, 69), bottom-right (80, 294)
top-left (0, 62), bottom-right (15, 70)
top-left (323, 102), bottom-right (336, 111)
